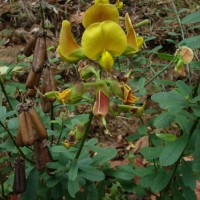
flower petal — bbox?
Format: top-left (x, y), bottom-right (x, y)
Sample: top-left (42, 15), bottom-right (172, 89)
top-left (99, 51), bottom-right (114, 72)
top-left (93, 90), bottom-right (109, 116)
top-left (58, 21), bottom-right (84, 62)
top-left (95, 0), bottom-right (110, 4)
top-left (123, 13), bottom-right (144, 55)
top-left (82, 4), bottom-right (119, 28)
top-left (82, 21), bottom-right (127, 60)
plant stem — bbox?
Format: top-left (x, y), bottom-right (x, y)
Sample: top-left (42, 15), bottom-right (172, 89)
top-left (57, 121), bottom-right (63, 145)
top-left (75, 112), bottom-right (94, 160)
top-left (0, 120), bottom-right (34, 164)
top-left (0, 170), bottom-right (5, 199)
top-left (0, 78), bottom-right (13, 110)
top-left (133, 56), bottom-right (176, 93)
top-left (39, 0), bottom-right (45, 29)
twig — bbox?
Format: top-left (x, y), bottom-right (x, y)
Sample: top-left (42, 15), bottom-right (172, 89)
top-left (0, 170), bottom-right (5, 199)
top-left (75, 112), bottom-right (94, 160)
top-left (0, 78), bottom-right (13, 110)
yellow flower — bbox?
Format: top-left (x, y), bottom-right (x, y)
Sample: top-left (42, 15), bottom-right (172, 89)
top-left (81, 21), bottom-right (127, 71)
top-left (82, 3), bottom-right (119, 28)
top-left (95, 0), bottom-right (110, 4)
top-left (57, 20), bottom-right (85, 62)
top-left (55, 89), bottom-right (72, 104)
top-left (123, 13), bottom-right (144, 55)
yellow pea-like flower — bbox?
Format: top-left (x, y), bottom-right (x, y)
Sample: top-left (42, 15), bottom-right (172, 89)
top-left (81, 21), bottom-right (127, 71)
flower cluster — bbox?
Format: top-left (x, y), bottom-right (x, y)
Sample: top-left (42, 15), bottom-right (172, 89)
top-left (58, 0), bottom-right (144, 72)
top-left (45, 0), bottom-right (147, 145)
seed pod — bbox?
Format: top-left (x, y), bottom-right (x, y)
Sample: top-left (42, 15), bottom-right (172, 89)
top-left (26, 69), bottom-right (41, 89)
top-left (13, 157), bottom-right (26, 194)
top-left (27, 88), bottom-right (37, 97)
top-left (15, 128), bottom-right (24, 147)
top-left (32, 33), bottom-right (46, 73)
top-left (23, 34), bottom-right (37, 57)
top-left (19, 111), bottom-right (35, 146)
top-left (43, 66), bottom-right (56, 102)
top-left (40, 85), bottom-right (52, 113)
top-left (34, 139), bottom-right (52, 171)
top-left (28, 107), bottom-right (48, 139)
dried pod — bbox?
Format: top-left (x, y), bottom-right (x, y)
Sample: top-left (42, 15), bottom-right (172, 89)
top-left (26, 69), bottom-right (41, 89)
top-left (40, 84), bottom-right (52, 113)
top-left (28, 107), bottom-right (48, 139)
top-left (34, 139), bottom-right (52, 171)
top-left (19, 111), bottom-right (35, 146)
top-left (32, 32), bottom-right (46, 73)
top-left (43, 66), bottom-right (56, 102)
top-left (13, 157), bottom-right (26, 194)
top-left (23, 34), bottom-right (37, 57)
top-left (15, 128), bottom-right (24, 147)
top-left (27, 88), bottom-right (37, 97)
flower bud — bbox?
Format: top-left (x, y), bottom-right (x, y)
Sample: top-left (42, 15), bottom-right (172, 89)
top-left (68, 83), bottom-right (85, 104)
top-left (79, 65), bottom-right (97, 80)
top-left (110, 80), bottom-right (123, 99)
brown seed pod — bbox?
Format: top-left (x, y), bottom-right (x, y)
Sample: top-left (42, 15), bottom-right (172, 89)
top-left (23, 34), bottom-right (37, 57)
top-left (32, 33), bottom-right (46, 73)
top-left (19, 111), bottom-right (35, 146)
top-left (34, 139), bottom-right (52, 171)
top-left (43, 66), bottom-right (56, 102)
top-left (27, 88), bottom-right (37, 97)
top-left (28, 107), bottom-right (48, 139)
top-left (15, 128), bottom-right (24, 147)
top-left (40, 84), bottom-right (52, 113)
top-left (13, 157), bottom-right (26, 194)
top-left (26, 68), bottom-right (41, 89)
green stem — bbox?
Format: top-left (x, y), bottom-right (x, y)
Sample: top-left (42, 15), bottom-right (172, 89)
top-left (75, 112), bottom-right (94, 160)
top-left (0, 78), bottom-right (13, 110)
top-left (0, 170), bottom-right (5, 199)
top-left (116, 57), bottom-right (121, 71)
top-left (133, 57), bottom-right (176, 93)
top-left (0, 120), bottom-right (34, 164)
top-left (50, 103), bottom-right (55, 145)
top-left (57, 121), bottom-right (63, 145)
top-left (39, 0), bottom-right (45, 29)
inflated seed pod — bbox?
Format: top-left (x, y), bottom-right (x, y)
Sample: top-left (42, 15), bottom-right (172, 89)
top-left (13, 157), bottom-right (26, 194)
top-left (28, 107), bottom-right (48, 139)
top-left (26, 68), bottom-right (41, 89)
top-left (15, 128), bottom-right (24, 147)
top-left (19, 111), bottom-right (35, 146)
top-left (23, 34), bottom-right (37, 57)
top-left (27, 88), bottom-right (37, 97)
top-left (34, 139), bottom-right (52, 171)
top-left (40, 84), bottom-right (52, 113)
top-left (32, 32), bottom-right (46, 73)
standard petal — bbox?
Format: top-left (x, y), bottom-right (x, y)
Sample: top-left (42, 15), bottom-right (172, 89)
top-left (82, 21), bottom-right (127, 60)
top-left (82, 4), bottom-right (119, 28)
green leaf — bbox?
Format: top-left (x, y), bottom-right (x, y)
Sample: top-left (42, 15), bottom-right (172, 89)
top-left (179, 35), bottom-right (200, 49)
top-left (79, 166), bottom-right (105, 181)
top-left (156, 133), bottom-right (177, 141)
top-left (193, 129), bottom-right (200, 176)
top-left (7, 117), bottom-right (19, 131)
top-left (151, 91), bottom-right (188, 112)
top-left (0, 106), bottom-right (7, 123)
top-left (140, 146), bottom-right (163, 161)
top-left (68, 178), bottom-right (80, 198)
top-left (21, 168), bottom-right (38, 200)
top-left (140, 169), bottom-right (172, 192)
top-left (159, 134), bottom-right (189, 166)
top-left (176, 80), bottom-right (192, 98)
top-left (181, 160), bottom-right (196, 189)
top-left (183, 186), bottom-right (197, 200)
top-left (51, 145), bottom-right (74, 159)
top-left (86, 182), bottom-right (99, 200)
top-left (157, 53), bottom-right (174, 61)
top-left (182, 10), bottom-right (200, 24)
top-left (69, 159), bottom-right (78, 181)
top-left (153, 111), bottom-right (175, 128)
